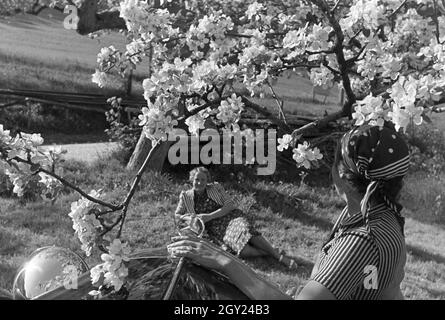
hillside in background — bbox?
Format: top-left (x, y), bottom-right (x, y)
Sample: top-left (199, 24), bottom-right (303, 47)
top-left (0, 8), bottom-right (343, 118)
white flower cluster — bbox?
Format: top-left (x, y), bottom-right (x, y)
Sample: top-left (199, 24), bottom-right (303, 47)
top-left (185, 112), bottom-right (208, 136)
top-left (357, 40), bottom-right (402, 82)
top-left (216, 94), bottom-right (245, 128)
top-left (97, 46), bottom-right (119, 70)
top-left (387, 76), bottom-right (424, 131)
top-left (90, 239), bottom-right (131, 293)
top-left (292, 142), bottom-right (323, 169)
top-left (138, 101), bottom-right (179, 142)
top-left (142, 57), bottom-right (193, 100)
top-left (5, 169), bottom-right (26, 197)
top-left (68, 190), bottom-right (103, 256)
top-left (119, 0), bottom-right (172, 34)
top-left (352, 94), bottom-right (389, 127)
top-left (352, 74), bottom-right (441, 132)
top-left (277, 134), bottom-right (293, 152)
top-left (418, 39), bottom-right (445, 74)
top-left (92, 70), bottom-right (115, 89)
top-left (283, 23), bottom-right (332, 60)
top-left (0, 125), bottom-right (66, 198)
top-left (126, 38), bottom-right (149, 65)
top-left (186, 12), bottom-right (234, 54)
top-left (191, 61), bottom-right (238, 94)
top-left (393, 9), bottom-right (436, 48)
top-left (341, 0), bottom-right (386, 32)
top-left (245, 2), bottom-right (265, 20)
top-left (38, 172), bottom-right (63, 201)
top-left (7, 132), bottom-right (44, 161)
top-left (239, 44), bottom-right (280, 96)
top-left (309, 65), bottom-right (335, 88)
top-left (277, 134), bottom-right (323, 169)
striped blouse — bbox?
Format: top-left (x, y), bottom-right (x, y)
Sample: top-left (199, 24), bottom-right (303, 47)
top-left (174, 182), bottom-right (236, 216)
top-left (311, 203), bottom-right (406, 299)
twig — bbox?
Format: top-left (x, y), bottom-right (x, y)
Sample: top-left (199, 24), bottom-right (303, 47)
top-left (388, 0), bottom-right (408, 19)
top-left (266, 81), bottom-right (287, 124)
top-left (241, 96), bottom-right (292, 133)
top-left (433, 0), bottom-right (442, 43)
top-left (331, 0), bottom-right (342, 13)
top-left (117, 140), bottom-right (160, 238)
top-left (305, 49), bottom-right (335, 55)
top-left (346, 43), bottom-right (368, 64)
top-left (101, 216), bottom-right (123, 236)
top-left (279, 63), bottom-right (320, 72)
top-left (290, 110), bottom-right (345, 144)
top-left (39, 167), bottom-right (122, 211)
top-left (10, 156), bottom-right (121, 211)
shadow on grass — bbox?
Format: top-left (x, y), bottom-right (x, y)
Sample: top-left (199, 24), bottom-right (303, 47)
top-left (240, 186), bottom-right (335, 232)
top-left (407, 244), bottom-right (445, 265)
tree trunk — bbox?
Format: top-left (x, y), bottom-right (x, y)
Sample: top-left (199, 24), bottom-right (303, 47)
top-left (126, 43), bottom-right (156, 171)
top-left (126, 135), bottom-right (174, 172)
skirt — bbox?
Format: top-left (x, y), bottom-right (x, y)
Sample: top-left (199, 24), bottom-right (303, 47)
top-left (204, 209), bottom-right (261, 255)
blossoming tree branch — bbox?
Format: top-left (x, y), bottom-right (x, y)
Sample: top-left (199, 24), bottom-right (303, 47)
top-left (2, 0), bottom-right (445, 294)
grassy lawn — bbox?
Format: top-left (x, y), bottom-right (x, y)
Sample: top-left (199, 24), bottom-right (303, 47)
top-left (0, 156), bottom-right (444, 299)
top-left (0, 9), bottom-right (444, 300)
top-left (0, 9), bottom-right (147, 95)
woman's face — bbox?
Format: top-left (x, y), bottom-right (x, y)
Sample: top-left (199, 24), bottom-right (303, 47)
top-left (192, 171), bottom-right (208, 192)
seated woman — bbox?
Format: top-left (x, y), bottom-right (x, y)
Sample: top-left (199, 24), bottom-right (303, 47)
top-left (174, 166), bottom-right (297, 269)
top-left (168, 124), bottom-right (409, 299)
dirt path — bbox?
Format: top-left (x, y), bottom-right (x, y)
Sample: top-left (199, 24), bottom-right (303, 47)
top-left (42, 142), bottom-right (120, 164)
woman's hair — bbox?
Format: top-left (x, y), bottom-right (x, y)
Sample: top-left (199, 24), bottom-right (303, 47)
top-left (333, 141), bottom-right (404, 204)
top-left (189, 166), bottom-right (212, 183)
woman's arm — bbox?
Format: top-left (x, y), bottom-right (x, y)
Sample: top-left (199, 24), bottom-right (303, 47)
top-left (199, 183), bottom-right (237, 223)
top-left (167, 236), bottom-right (291, 300)
top-left (223, 258), bottom-right (293, 300)
top-left (198, 202), bottom-right (236, 223)
top-left (168, 236), bottom-right (340, 300)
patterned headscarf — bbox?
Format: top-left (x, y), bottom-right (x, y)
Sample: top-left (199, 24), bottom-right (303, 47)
top-left (340, 124), bottom-right (410, 233)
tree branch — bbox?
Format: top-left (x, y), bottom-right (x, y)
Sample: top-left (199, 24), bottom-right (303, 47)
top-left (433, 0), bottom-right (442, 43)
top-left (388, 0), bottom-right (409, 19)
top-left (305, 49), bottom-right (335, 55)
top-left (241, 96), bottom-right (292, 133)
top-left (266, 80), bottom-right (287, 124)
top-left (309, 0), bottom-right (356, 116)
top-left (10, 156), bottom-right (121, 211)
top-left (291, 110), bottom-right (345, 141)
top-left (75, 0), bottom-right (127, 35)
top-left (331, 0), bottom-right (342, 13)
top-left (117, 140), bottom-right (159, 238)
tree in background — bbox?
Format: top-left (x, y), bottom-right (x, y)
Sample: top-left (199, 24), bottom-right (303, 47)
top-left (57, 0), bottom-right (445, 171)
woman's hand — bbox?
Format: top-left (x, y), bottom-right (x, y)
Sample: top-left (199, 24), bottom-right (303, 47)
top-left (168, 236), bottom-right (293, 300)
top-left (167, 235), bottom-right (233, 272)
top-left (196, 214), bottom-right (209, 223)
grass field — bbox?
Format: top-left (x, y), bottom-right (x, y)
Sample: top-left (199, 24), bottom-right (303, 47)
top-left (0, 157), bottom-right (444, 299)
top-left (0, 9), bottom-right (444, 300)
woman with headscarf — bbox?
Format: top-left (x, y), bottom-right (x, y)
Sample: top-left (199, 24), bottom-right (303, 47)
top-left (168, 124), bottom-right (410, 299)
